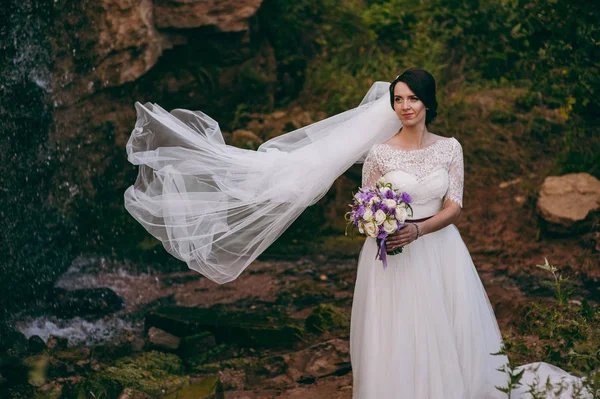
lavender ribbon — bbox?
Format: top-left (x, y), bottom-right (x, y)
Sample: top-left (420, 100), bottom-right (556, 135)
top-left (376, 238), bottom-right (388, 270)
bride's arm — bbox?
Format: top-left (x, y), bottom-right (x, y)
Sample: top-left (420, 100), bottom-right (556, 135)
top-left (417, 139), bottom-right (464, 236)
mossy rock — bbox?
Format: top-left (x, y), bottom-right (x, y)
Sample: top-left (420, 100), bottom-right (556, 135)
top-left (165, 375), bottom-right (224, 399)
top-left (305, 304), bottom-right (350, 333)
top-left (75, 351), bottom-right (187, 398)
top-left (146, 306), bottom-right (305, 348)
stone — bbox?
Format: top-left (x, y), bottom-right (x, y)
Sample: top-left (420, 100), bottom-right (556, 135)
top-left (537, 173), bottom-right (600, 234)
top-left (147, 327), bottom-right (181, 351)
top-left (154, 0), bottom-right (264, 32)
top-left (146, 306), bottom-right (305, 348)
top-left (305, 304), bottom-right (350, 333)
top-left (178, 331), bottom-right (217, 358)
top-left (28, 335), bottom-right (47, 354)
top-left (245, 338), bottom-right (351, 387)
top-left (50, 287), bottom-right (124, 320)
top-left (165, 374), bottom-right (224, 399)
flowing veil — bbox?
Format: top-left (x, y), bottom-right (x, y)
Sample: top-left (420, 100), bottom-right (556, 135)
top-left (124, 82), bottom-right (401, 284)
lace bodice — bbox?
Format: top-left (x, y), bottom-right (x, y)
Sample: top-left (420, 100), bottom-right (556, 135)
top-left (362, 137), bottom-right (464, 218)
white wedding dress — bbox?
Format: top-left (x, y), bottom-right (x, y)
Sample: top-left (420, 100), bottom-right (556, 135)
top-left (350, 138), bottom-right (592, 399)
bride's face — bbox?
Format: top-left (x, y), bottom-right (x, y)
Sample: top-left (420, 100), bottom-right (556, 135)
top-left (393, 82), bottom-right (426, 126)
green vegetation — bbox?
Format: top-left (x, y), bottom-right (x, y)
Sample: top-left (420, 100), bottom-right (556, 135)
top-left (260, 0), bottom-right (598, 176)
top-left (75, 351), bottom-right (188, 398)
top-left (496, 259), bottom-right (600, 397)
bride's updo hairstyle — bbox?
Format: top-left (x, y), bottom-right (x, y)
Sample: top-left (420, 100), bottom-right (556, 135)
top-left (389, 68), bottom-right (438, 126)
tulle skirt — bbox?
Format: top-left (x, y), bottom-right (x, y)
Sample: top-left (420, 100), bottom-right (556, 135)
top-left (349, 224), bottom-right (591, 399)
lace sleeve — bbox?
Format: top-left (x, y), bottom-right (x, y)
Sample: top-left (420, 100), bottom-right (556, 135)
top-left (361, 146), bottom-right (382, 187)
top-left (444, 138), bottom-right (464, 208)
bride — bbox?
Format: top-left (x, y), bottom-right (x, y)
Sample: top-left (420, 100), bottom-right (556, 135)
top-left (124, 68), bottom-right (591, 398)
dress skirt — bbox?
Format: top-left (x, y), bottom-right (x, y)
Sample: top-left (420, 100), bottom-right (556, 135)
top-left (349, 224), bottom-right (508, 399)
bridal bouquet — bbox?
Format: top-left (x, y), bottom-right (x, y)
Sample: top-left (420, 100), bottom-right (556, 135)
top-left (345, 177), bottom-right (413, 269)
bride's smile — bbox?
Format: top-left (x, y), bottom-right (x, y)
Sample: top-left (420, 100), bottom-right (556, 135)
top-left (393, 82), bottom-right (427, 126)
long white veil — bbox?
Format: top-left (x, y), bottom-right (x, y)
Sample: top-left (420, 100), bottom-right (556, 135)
top-left (124, 81), bottom-right (401, 284)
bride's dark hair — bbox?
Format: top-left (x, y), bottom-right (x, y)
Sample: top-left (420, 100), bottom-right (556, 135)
top-left (389, 68), bottom-right (438, 126)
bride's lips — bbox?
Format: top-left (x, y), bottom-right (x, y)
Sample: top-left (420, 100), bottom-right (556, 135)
top-left (402, 113), bottom-right (414, 118)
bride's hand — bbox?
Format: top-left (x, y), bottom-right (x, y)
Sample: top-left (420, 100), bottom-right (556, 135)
top-left (387, 223), bottom-right (418, 250)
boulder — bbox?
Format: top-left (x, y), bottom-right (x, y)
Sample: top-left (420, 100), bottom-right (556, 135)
top-left (50, 287), bottom-right (124, 319)
top-left (165, 374), bottom-right (224, 399)
top-left (147, 327), bottom-right (181, 351)
top-left (537, 173), bottom-right (600, 234)
top-left (146, 306), bottom-right (305, 348)
top-left (154, 0), bottom-right (263, 32)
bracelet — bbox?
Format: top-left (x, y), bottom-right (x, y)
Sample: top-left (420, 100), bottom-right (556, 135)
top-left (412, 223), bottom-right (420, 240)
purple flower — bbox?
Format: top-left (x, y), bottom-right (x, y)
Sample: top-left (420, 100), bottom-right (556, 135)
top-left (401, 192), bottom-right (412, 204)
top-left (377, 226), bottom-right (387, 239)
top-left (356, 204), bottom-right (365, 218)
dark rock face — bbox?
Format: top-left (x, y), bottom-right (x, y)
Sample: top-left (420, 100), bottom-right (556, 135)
top-left (1, 0), bottom-right (280, 315)
top-left (49, 287), bottom-right (124, 319)
top-left (0, 0), bottom-right (75, 315)
top-left (146, 306), bottom-right (305, 348)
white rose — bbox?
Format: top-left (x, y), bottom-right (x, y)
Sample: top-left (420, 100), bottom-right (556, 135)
top-left (362, 208), bottom-right (374, 222)
top-left (395, 206), bottom-right (408, 223)
top-left (380, 187), bottom-right (391, 194)
top-left (383, 199), bottom-right (397, 208)
top-left (374, 209), bottom-right (387, 225)
top-left (358, 222), bottom-right (365, 235)
top-left (383, 219), bottom-right (398, 234)
top-left (378, 177), bottom-right (386, 186)
top-left (364, 222), bottom-right (378, 238)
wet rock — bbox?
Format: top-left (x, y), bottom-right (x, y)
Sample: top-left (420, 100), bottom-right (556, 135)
top-left (147, 327), bottom-right (181, 351)
top-left (178, 331), bottom-right (217, 358)
top-left (537, 173), bottom-right (600, 234)
top-left (28, 335), bottom-right (47, 354)
top-left (305, 304), bottom-right (350, 333)
top-left (146, 306), bottom-right (305, 348)
top-left (50, 287), bottom-right (124, 319)
top-left (165, 374), bottom-right (224, 399)
top-left (76, 351), bottom-right (187, 397)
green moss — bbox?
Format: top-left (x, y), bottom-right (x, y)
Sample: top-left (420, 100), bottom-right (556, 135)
top-left (22, 354), bottom-right (50, 387)
top-left (305, 304), bottom-right (350, 333)
top-left (76, 351), bottom-right (188, 398)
